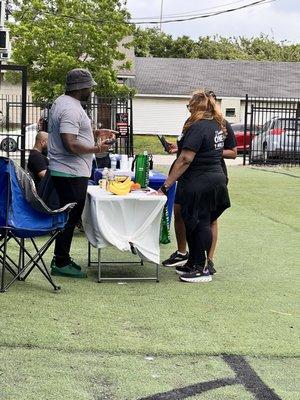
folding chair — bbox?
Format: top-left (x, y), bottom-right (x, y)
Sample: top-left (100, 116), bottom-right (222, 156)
top-left (0, 157), bottom-right (75, 292)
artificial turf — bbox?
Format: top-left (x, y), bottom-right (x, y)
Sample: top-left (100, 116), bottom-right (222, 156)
top-left (0, 166), bottom-right (299, 399)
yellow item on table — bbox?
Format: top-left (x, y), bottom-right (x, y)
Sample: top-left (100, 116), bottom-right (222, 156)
top-left (108, 177), bottom-right (132, 195)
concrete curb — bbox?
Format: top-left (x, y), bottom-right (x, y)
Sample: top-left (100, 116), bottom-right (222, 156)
top-left (153, 154), bottom-right (244, 167)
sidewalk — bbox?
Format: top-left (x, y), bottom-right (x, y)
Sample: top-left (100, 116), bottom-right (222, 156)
top-left (153, 154), bottom-right (244, 167)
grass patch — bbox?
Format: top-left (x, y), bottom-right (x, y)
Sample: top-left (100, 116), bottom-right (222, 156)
top-left (0, 166), bottom-right (299, 399)
top-left (133, 134), bottom-right (177, 155)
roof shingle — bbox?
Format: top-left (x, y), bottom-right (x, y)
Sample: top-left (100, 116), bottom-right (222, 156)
top-left (133, 57), bottom-right (300, 98)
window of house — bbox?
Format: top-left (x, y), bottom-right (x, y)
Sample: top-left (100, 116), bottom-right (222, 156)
top-left (0, 31), bottom-right (7, 49)
top-left (226, 108), bottom-right (236, 117)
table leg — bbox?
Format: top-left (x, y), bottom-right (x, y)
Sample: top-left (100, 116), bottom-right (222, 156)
top-left (97, 248), bottom-right (102, 283)
top-left (88, 242), bottom-right (91, 267)
top-left (156, 263), bottom-right (160, 283)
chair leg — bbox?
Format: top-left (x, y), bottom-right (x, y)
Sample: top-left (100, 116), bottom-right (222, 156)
top-left (0, 229), bottom-right (9, 292)
top-left (25, 238), bottom-right (49, 277)
top-left (18, 240), bottom-right (25, 275)
top-left (28, 237), bottom-right (57, 285)
top-left (11, 233), bottom-right (61, 291)
top-left (0, 253), bottom-right (18, 276)
top-left (0, 236), bottom-right (19, 276)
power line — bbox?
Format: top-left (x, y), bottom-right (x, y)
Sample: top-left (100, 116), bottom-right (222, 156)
top-left (130, 0), bottom-right (249, 20)
top-left (133, 0), bottom-right (275, 25)
top-left (27, 0), bottom-right (275, 27)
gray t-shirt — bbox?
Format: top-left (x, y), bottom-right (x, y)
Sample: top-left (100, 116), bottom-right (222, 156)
top-left (48, 94), bottom-right (94, 177)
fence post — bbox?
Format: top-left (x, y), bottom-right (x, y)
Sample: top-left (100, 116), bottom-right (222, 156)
top-left (20, 66), bottom-right (27, 168)
top-left (243, 94), bottom-right (248, 166)
top-left (129, 97), bottom-right (133, 157)
top-left (296, 102), bottom-right (300, 119)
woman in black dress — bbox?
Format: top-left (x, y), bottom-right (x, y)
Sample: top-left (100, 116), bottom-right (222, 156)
top-left (158, 89), bottom-right (230, 283)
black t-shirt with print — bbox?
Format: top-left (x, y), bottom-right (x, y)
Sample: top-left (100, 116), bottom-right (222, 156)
top-left (176, 119), bottom-right (236, 177)
top-left (178, 119), bottom-right (225, 169)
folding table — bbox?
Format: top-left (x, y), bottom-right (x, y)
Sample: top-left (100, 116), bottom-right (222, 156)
top-left (82, 186), bottom-right (167, 282)
top-left (93, 169), bottom-right (176, 223)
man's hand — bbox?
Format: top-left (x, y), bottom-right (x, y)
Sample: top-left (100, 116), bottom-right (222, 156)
top-left (166, 141), bottom-right (178, 154)
top-left (94, 128), bottom-right (118, 143)
top-left (95, 141), bottom-right (111, 155)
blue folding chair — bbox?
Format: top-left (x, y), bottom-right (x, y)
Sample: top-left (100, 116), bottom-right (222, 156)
top-left (0, 157), bottom-right (75, 292)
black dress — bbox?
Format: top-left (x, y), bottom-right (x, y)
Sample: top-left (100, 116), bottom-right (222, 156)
top-left (175, 119), bottom-right (231, 232)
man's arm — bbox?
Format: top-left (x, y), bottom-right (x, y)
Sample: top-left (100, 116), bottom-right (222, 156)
top-left (37, 169), bottom-right (47, 179)
top-left (61, 133), bottom-right (110, 155)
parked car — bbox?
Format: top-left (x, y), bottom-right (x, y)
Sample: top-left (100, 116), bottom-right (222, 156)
top-left (250, 117), bottom-right (300, 162)
top-left (0, 123), bottom-right (38, 153)
top-left (231, 123), bottom-right (259, 152)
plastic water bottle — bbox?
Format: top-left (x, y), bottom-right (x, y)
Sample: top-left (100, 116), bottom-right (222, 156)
top-left (120, 154), bottom-right (128, 171)
top-left (128, 157), bottom-right (134, 172)
top-left (99, 167), bottom-right (109, 190)
top-left (107, 169), bottom-right (115, 182)
top-left (116, 154), bottom-right (121, 169)
top-left (110, 154), bottom-right (117, 170)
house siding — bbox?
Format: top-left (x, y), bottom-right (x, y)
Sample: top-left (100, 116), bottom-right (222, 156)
top-left (132, 96), bottom-right (244, 135)
top-left (132, 97), bottom-right (190, 136)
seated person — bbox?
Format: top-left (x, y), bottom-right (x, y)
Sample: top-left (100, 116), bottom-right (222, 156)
top-left (27, 131), bottom-right (49, 187)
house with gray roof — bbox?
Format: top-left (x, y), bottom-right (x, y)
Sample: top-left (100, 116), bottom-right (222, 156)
top-left (131, 57), bottom-right (300, 136)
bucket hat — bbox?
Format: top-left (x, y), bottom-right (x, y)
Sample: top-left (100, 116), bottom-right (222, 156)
top-left (65, 68), bottom-right (97, 91)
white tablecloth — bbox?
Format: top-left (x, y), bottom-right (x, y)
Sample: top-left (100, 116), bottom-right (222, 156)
top-left (82, 186), bottom-right (167, 264)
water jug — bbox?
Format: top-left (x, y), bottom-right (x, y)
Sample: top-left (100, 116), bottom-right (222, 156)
top-left (133, 152), bottom-right (149, 188)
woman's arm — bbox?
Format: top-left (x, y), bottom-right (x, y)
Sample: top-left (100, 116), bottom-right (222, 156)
top-left (223, 147), bottom-right (237, 159)
top-left (165, 141), bottom-right (178, 154)
top-left (159, 149), bottom-right (195, 193)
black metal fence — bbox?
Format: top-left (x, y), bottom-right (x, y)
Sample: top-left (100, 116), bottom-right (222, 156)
top-left (0, 64), bottom-right (28, 167)
top-left (94, 96), bottom-right (133, 156)
top-left (0, 93), bottom-right (133, 161)
top-left (244, 95), bottom-right (300, 166)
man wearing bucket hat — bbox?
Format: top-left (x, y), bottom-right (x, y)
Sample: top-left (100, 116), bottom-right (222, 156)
top-left (48, 68), bottom-right (114, 278)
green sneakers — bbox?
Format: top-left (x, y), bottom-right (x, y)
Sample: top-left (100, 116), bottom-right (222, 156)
top-left (51, 259), bottom-right (87, 278)
top-left (69, 259), bottom-right (82, 271)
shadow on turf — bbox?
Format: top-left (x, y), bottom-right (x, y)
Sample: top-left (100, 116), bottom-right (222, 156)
top-left (138, 354), bottom-right (282, 400)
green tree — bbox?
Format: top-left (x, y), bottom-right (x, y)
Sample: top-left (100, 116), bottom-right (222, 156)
top-left (196, 36), bottom-right (249, 60)
top-left (169, 36), bottom-right (198, 58)
top-left (133, 27), bottom-right (173, 58)
top-left (134, 28), bottom-right (300, 62)
top-left (8, 0), bottom-right (135, 101)
top-left (238, 35), bottom-right (300, 62)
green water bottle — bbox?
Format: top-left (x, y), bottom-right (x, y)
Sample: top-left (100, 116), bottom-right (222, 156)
top-left (134, 151), bottom-right (149, 188)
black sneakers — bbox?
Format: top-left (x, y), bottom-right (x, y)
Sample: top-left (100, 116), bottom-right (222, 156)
top-left (207, 259), bottom-right (217, 275)
top-left (162, 251), bottom-right (189, 267)
top-left (179, 265), bottom-right (212, 283)
top-left (175, 262), bottom-right (194, 275)
top-left (176, 259), bottom-right (216, 276)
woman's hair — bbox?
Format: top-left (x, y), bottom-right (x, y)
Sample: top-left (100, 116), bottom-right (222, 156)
top-left (183, 89), bottom-right (227, 135)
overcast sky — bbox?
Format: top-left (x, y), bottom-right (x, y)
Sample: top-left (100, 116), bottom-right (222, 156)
top-left (126, 0), bottom-right (300, 44)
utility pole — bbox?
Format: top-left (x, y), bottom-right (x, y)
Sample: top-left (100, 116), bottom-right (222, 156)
top-left (159, 0), bottom-right (164, 32)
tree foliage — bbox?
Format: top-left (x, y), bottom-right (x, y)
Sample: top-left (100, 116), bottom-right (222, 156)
top-left (8, 0), bottom-right (135, 101)
top-left (134, 28), bottom-right (300, 62)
